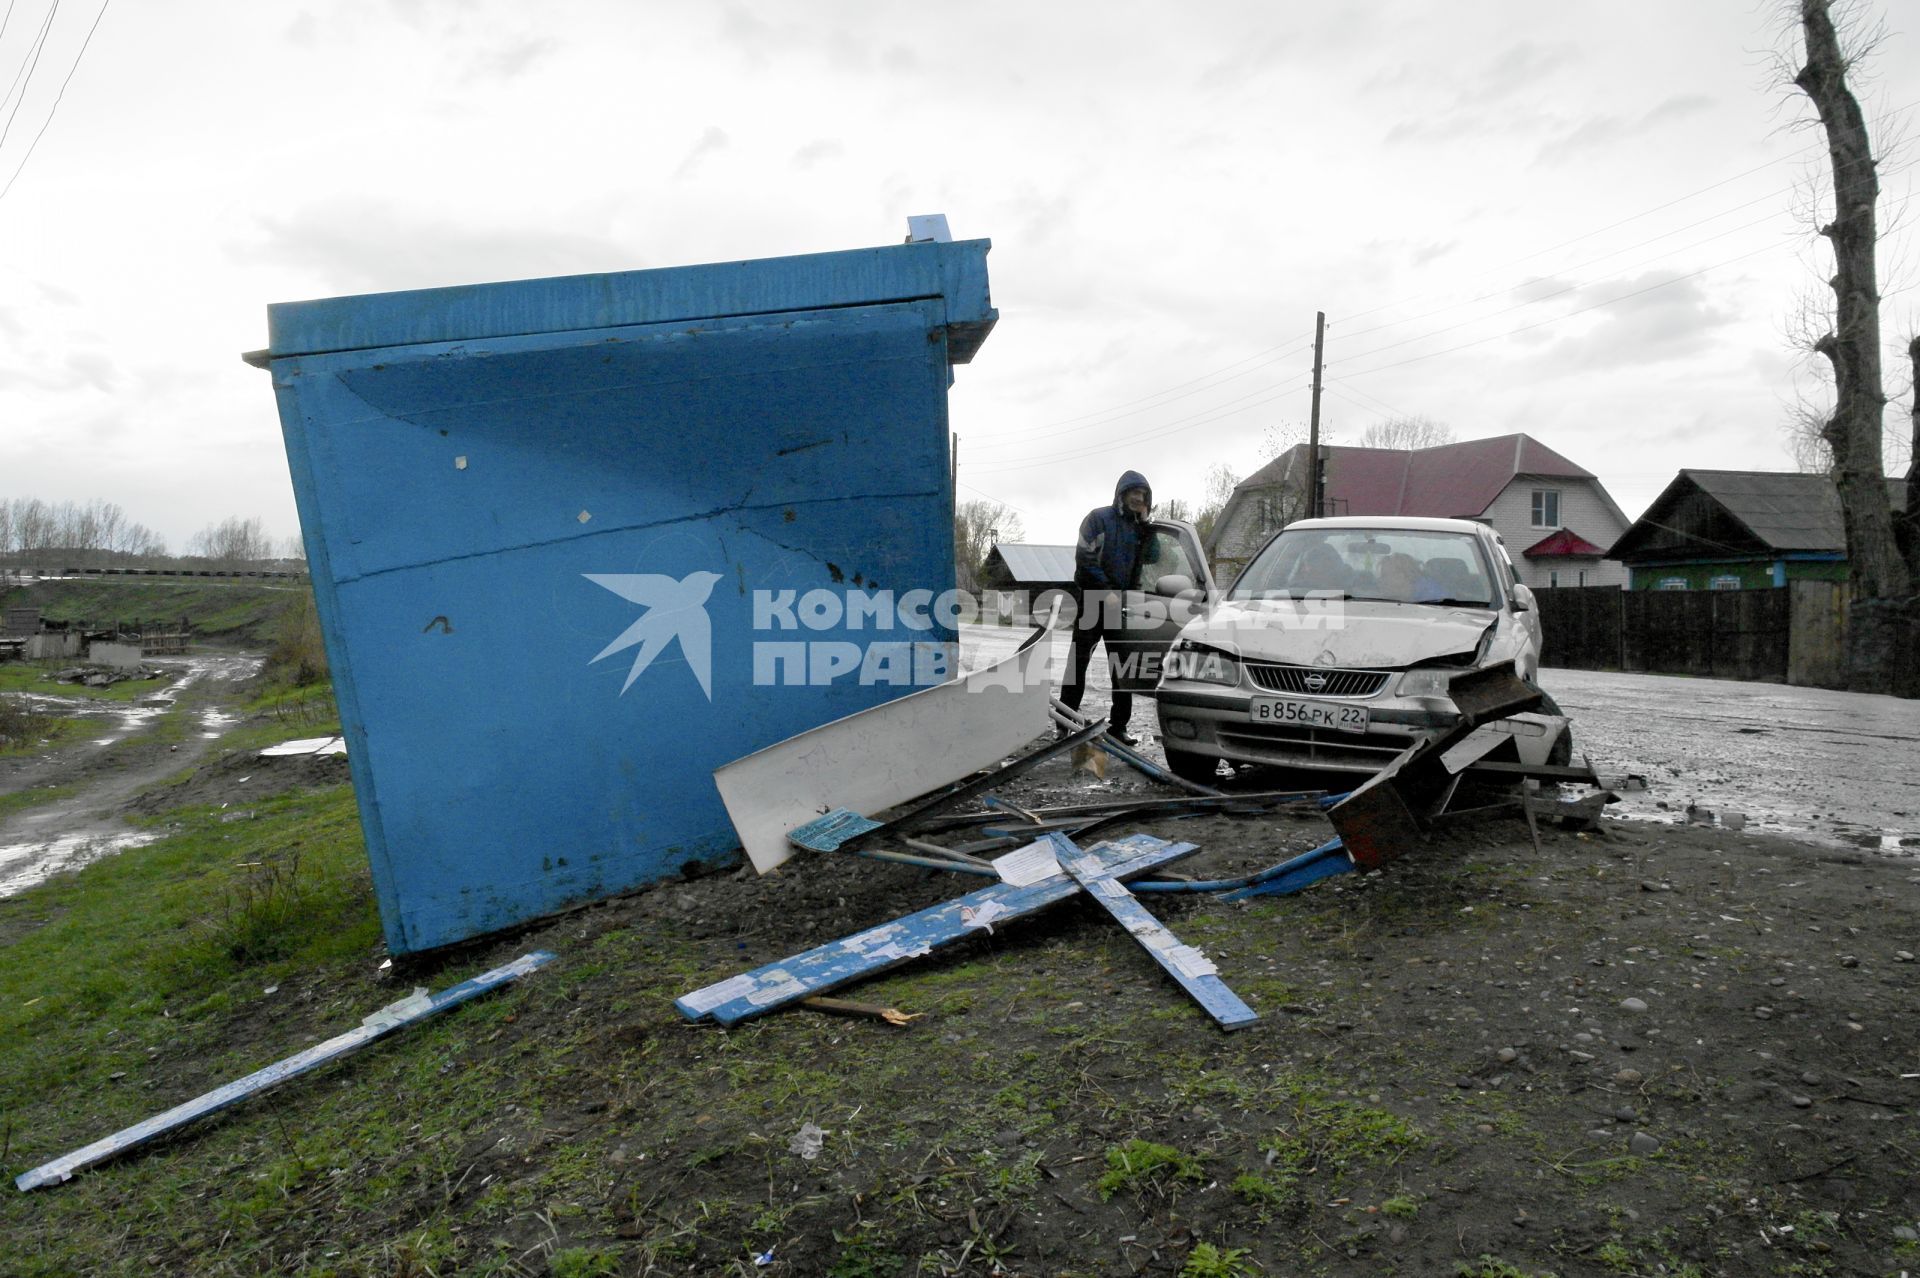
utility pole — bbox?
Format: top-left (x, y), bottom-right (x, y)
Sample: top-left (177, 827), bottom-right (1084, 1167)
top-left (1305, 311), bottom-right (1325, 521)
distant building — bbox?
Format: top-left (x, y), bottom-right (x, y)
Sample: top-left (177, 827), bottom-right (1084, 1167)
top-left (1209, 433), bottom-right (1630, 589)
top-left (979, 542), bottom-right (1076, 622)
top-left (1607, 469), bottom-right (1907, 590)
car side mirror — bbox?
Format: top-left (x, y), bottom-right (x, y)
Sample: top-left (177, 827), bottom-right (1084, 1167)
top-left (1152, 573), bottom-right (1195, 598)
top-left (1510, 584), bottom-right (1535, 612)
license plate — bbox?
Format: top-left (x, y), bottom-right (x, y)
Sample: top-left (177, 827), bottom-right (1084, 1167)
top-left (1248, 697), bottom-right (1370, 733)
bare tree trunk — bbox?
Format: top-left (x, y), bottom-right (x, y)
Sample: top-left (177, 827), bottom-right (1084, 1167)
top-left (1795, 0), bottom-right (1909, 598)
top-left (1904, 334), bottom-right (1919, 575)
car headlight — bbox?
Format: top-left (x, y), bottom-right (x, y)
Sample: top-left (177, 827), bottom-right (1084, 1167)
top-left (1394, 668), bottom-right (1453, 697)
top-left (1166, 642), bottom-right (1240, 686)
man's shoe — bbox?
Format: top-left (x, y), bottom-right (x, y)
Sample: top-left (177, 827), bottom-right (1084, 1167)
top-left (1107, 727), bottom-right (1140, 748)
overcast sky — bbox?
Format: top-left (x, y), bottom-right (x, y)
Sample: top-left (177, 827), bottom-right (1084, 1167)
top-left (1, 0), bottom-right (1916, 556)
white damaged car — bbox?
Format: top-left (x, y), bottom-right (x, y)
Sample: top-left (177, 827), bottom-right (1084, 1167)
top-left (1152, 516), bottom-right (1571, 784)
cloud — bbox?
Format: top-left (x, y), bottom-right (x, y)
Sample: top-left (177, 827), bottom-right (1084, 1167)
top-left (1381, 41), bottom-right (1579, 144)
top-left (1542, 95), bottom-right (1716, 159)
top-left (1527, 270), bottom-right (1739, 370)
top-left (674, 126), bottom-right (729, 179)
top-left (791, 138), bottom-right (843, 169)
top-left (0, 348), bottom-right (115, 394)
top-left (1511, 275), bottom-right (1577, 304)
top-left (1460, 42), bottom-right (1578, 106)
top-left (241, 202), bottom-right (635, 294)
top-left (465, 36), bottom-right (556, 82)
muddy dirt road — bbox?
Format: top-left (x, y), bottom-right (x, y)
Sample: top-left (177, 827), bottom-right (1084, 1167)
top-left (0, 652), bottom-right (262, 895)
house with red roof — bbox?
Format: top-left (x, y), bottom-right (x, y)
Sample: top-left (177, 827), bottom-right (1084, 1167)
top-left (1207, 433), bottom-right (1630, 589)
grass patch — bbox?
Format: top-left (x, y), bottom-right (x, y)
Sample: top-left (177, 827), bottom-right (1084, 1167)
top-left (1096, 1138), bottom-right (1206, 1201)
top-left (1, 578), bottom-right (304, 645)
top-left (0, 709), bottom-right (92, 756)
top-left (1457, 1257), bottom-right (1558, 1278)
top-left (0, 662), bottom-right (176, 703)
top-left (0, 784), bottom-right (79, 819)
top-left (1180, 1241), bottom-right (1258, 1278)
top-left (0, 786), bottom-right (379, 1108)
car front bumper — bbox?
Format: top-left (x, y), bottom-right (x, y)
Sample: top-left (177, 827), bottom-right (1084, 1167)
top-left (1154, 683), bottom-right (1461, 775)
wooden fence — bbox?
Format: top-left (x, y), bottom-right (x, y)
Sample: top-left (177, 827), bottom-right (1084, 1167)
top-left (1537, 583), bottom-right (1845, 687)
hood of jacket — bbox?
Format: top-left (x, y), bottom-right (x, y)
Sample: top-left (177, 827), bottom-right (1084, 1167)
top-left (1112, 469), bottom-right (1153, 512)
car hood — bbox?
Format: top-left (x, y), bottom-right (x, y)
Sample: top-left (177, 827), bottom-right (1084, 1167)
top-left (1188, 598), bottom-right (1496, 669)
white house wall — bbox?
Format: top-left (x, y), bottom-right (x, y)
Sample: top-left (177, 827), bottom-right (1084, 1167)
top-left (1480, 478), bottom-right (1629, 589)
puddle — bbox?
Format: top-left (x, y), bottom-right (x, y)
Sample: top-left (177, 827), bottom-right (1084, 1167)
top-left (199, 706), bottom-right (240, 740)
top-left (0, 831), bottom-right (162, 897)
top-left (0, 652), bottom-right (268, 894)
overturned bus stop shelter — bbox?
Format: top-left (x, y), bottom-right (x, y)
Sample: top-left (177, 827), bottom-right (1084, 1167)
top-left (250, 234), bottom-right (997, 953)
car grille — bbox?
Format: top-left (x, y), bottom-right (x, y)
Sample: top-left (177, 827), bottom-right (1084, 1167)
top-left (1244, 663), bottom-right (1390, 699)
top-left (1216, 724), bottom-right (1409, 767)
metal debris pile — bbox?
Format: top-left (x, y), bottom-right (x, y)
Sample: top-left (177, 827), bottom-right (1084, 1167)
top-left (682, 651), bottom-right (1615, 1034)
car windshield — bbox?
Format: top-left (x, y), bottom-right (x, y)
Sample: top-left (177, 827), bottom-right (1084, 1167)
top-left (1230, 528), bottom-right (1497, 607)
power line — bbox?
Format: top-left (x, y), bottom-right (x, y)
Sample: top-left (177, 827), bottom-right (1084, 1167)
top-left (1334, 94), bottom-right (1920, 330)
top-left (962, 333), bottom-right (1316, 443)
top-left (967, 371), bottom-right (1317, 475)
top-left (957, 481), bottom-right (1029, 517)
top-left (0, 0), bottom-right (107, 205)
top-left (965, 98), bottom-right (1920, 478)
top-left (1327, 156), bottom-right (1913, 378)
top-left (1326, 208), bottom-right (1793, 370)
top-left (1334, 240), bottom-right (1785, 383)
top-left (963, 347), bottom-right (1316, 457)
top-left (1319, 376), bottom-right (1412, 422)
top-left (0, 0), bottom-right (58, 151)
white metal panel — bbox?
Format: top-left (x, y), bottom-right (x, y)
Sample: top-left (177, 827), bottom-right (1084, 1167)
top-left (714, 626), bottom-right (1054, 873)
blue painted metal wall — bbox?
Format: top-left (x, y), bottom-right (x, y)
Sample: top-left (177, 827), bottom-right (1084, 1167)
top-left (260, 239), bottom-right (996, 953)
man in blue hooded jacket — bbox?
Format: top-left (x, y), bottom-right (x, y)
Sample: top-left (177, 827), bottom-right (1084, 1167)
top-left (1059, 470), bottom-right (1157, 744)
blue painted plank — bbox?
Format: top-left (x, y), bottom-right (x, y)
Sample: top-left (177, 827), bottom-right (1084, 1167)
top-left (15, 952), bottom-right (556, 1192)
top-left (266, 239), bottom-right (996, 363)
top-left (788, 808), bottom-right (883, 853)
top-left (1047, 835), bottom-right (1258, 1031)
top-left (675, 834), bottom-right (1199, 1027)
top-left (1222, 841), bottom-right (1355, 900)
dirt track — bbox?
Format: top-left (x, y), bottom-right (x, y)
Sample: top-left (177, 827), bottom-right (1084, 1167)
top-left (0, 653), bottom-right (261, 895)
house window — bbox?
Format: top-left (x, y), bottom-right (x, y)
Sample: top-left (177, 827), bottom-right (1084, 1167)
top-left (1709, 575), bottom-right (1742, 591)
top-left (1530, 490), bottom-right (1561, 528)
top-left (1657, 577), bottom-right (1688, 591)
top-left (1577, 569), bottom-right (1587, 586)
top-left (1258, 497), bottom-right (1275, 531)
top-left (1547, 570), bottom-right (1559, 588)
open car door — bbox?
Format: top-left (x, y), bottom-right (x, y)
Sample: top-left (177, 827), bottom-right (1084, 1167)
top-left (1108, 518), bottom-right (1218, 693)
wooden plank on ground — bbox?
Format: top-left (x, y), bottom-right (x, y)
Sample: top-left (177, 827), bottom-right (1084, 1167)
top-left (1047, 834), bottom-right (1257, 1031)
top-left (675, 833), bottom-right (1200, 1027)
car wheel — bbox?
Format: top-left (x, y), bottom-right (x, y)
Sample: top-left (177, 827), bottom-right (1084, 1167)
top-left (1531, 687), bottom-right (1573, 766)
top-left (1164, 748), bottom-right (1223, 784)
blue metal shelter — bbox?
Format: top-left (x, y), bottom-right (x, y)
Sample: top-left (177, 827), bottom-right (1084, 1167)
top-left (253, 237), bottom-right (996, 953)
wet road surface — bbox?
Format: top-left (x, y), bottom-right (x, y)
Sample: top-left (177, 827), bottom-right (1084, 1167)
top-left (958, 624), bottom-right (1919, 854)
top-left (1538, 667), bottom-right (1919, 853)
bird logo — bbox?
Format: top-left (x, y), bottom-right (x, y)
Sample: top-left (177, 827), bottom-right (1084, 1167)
top-left (584, 571), bottom-right (723, 698)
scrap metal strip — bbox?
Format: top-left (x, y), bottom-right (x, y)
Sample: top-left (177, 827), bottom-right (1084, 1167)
top-left (1048, 834), bottom-right (1258, 1031)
